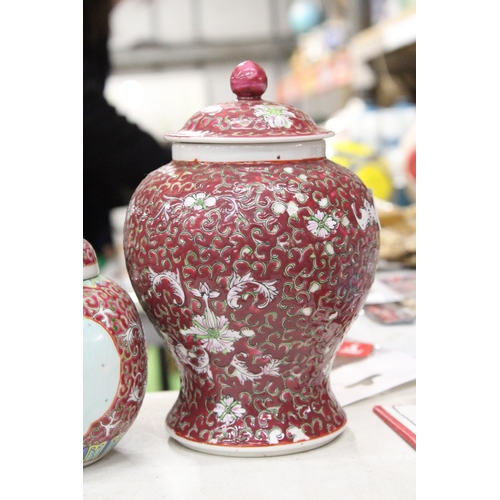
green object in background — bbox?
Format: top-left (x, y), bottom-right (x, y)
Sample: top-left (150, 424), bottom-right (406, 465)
top-left (165, 349), bottom-right (181, 391)
top-left (146, 346), bottom-right (164, 392)
top-left (96, 253), bottom-right (107, 270)
top-left (146, 345), bottom-right (181, 392)
top-left (93, 253), bottom-right (181, 392)
top-left (167, 366), bottom-right (180, 391)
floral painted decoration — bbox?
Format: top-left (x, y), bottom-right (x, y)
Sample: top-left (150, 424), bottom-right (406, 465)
top-left (124, 158), bottom-right (379, 451)
top-left (123, 61), bottom-right (380, 456)
top-left (164, 62), bottom-right (332, 142)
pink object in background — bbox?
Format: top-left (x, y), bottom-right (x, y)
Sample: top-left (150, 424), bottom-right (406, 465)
top-left (373, 404), bottom-right (416, 449)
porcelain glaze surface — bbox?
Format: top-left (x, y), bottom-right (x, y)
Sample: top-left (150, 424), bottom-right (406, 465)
top-left (172, 140), bottom-right (326, 162)
top-left (124, 62), bottom-right (379, 456)
top-left (164, 61), bottom-right (333, 143)
top-left (83, 239), bottom-right (148, 466)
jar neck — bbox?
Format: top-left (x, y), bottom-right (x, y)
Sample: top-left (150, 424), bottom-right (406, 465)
top-left (83, 263), bottom-right (99, 280)
top-left (171, 140), bottom-right (326, 162)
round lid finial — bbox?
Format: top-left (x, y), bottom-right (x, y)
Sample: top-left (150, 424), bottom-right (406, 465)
top-left (230, 60), bottom-right (268, 100)
top-left (164, 59), bottom-right (335, 143)
top-left (83, 239), bottom-right (99, 280)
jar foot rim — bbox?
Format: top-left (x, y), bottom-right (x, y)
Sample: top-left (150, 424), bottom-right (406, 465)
top-left (165, 422), bottom-right (347, 457)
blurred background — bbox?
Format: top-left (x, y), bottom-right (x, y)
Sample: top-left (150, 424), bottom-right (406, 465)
top-left (96, 0), bottom-right (416, 391)
top-left (106, 0), bottom-right (415, 203)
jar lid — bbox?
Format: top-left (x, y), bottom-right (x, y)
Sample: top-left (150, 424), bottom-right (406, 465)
top-left (83, 239), bottom-right (99, 280)
top-left (164, 60), bottom-right (334, 144)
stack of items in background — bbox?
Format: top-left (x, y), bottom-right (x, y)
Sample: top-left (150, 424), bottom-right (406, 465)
top-left (369, 0), bottom-right (416, 26)
top-left (277, 1), bottom-right (416, 270)
top-left (101, 0), bottom-right (417, 397)
top-left (322, 96), bottom-right (416, 269)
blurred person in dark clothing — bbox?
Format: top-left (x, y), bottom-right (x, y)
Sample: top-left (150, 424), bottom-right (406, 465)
top-left (84, 0), bottom-right (172, 257)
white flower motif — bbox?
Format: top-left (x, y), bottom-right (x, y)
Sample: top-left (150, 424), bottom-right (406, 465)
top-left (121, 320), bottom-right (142, 347)
top-left (230, 352), bottom-right (279, 384)
top-left (180, 311), bottom-right (242, 354)
top-left (192, 282), bottom-right (220, 300)
top-left (286, 201), bottom-right (299, 217)
top-left (253, 104), bottom-right (295, 128)
top-left (184, 192), bottom-right (217, 211)
top-left (127, 373), bottom-right (145, 402)
top-left (306, 211), bottom-right (338, 238)
top-left (241, 328), bottom-right (256, 337)
top-left (324, 241), bottom-right (335, 255)
top-left (295, 193), bottom-right (308, 203)
top-left (268, 427), bottom-right (284, 444)
top-left (201, 105), bottom-right (222, 115)
top-left (161, 164), bottom-right (178, 178)
top-left (92, 303), bottom-right (116, 329)
top-left (227, 272), bottom-right (278, 310)
top-left (175, 344), bottom-right (213, 380)
top-left (148, 268), bottom-right (185, 305)
top-left (213, 396), bottom-right (246, 425)
top-left (261, 358), bottom-right (281, 377)
top-left (352, 198), bottom-right (380, 230)
top-left (287, 426), bottom-right (310, 443)
top-left (101, 411), bottom-right (120, 437)
top-left (271, 202), bottom-right (287, 215)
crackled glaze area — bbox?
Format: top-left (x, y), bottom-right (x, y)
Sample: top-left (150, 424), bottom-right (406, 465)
top-left (124, 158), bottom-right (379, 452)
top-left (83, 272), bottom-right (148, 466)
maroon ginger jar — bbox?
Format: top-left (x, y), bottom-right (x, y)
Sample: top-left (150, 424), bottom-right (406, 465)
top-left (123, 61), bottom-right (380, 457)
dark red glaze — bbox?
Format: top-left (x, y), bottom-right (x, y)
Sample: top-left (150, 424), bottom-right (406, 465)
top-left (230, 60), bottom-right (268, 100)
top-left (83, 238), bottom-right (98, 268)
top-left (124, 158), bottom-right (379, 448)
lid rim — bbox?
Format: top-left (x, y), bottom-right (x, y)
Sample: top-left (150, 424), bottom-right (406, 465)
top-left (167, 61), bottom-right (331, 143)
top-left (164, 130), bottom-right (334, 144)
top-left (83, 263), bottom-right (99, 281)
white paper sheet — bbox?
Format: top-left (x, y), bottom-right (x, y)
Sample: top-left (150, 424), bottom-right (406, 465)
top-left (330, 351), bottom-right (416, 407)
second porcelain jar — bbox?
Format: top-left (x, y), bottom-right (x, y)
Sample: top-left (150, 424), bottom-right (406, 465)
top-left (124, 61), bottom-right (380, 457)
top-left (83, 239), bottom-right (148, 466)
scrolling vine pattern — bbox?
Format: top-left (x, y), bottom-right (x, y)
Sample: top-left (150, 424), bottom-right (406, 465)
top-left (125, 158), bottom-right (379, 447)
top-left (83, 275), bottom-right (148, 461)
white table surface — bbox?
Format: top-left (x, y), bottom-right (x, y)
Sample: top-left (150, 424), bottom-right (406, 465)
top-left (85, 266), bottom-right (416, 499)
top-left (83, 380), bottom-right (416, 500)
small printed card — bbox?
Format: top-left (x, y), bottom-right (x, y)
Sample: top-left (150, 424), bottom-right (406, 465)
top-left (379, 272), bottom-right (416, 298)
top-left (364, 278), bottom-right (405, 304)
top-left (337, 341), bottom-right (374, 358)
top-left (364, 303), bottom-right (416, 325)
top-left (373, 404), bottom-right (416, 449)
